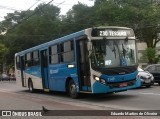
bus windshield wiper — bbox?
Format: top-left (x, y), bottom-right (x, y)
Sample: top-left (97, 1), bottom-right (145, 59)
top-left (122, 44), bottom-right (126, 58)
top-left (112, 45), bottom-right (116, 59)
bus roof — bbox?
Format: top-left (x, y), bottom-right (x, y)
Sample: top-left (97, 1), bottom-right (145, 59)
top-left (15, 26), bottom-right (133, 56)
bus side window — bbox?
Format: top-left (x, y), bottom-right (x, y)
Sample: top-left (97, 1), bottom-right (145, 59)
top-left (25, 54), bottom-right (27, 68)
top-left (61, 41), bottom-right (74, 63)
top-left (25, 53), bottom-right (33, 67)
top-left (16, 56), bottom-right (21, 69)
top-left (33, 51), bottom-right (39, 66)
top-left (49, 45), bottom-right (59, 64)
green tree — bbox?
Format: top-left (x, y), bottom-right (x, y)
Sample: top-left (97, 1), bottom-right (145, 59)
top-left (0, 43), bottom-right (8, 72)
top-left (94, 0), bottom-right (160, 47)
top-left (142, 47), bottom-right (159, 64)
top-left (1, 4), bottom-right (61, 66)
top-left (61, 2), bottom-right (95, 34)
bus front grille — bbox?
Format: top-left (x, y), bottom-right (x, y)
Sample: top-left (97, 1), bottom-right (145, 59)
top-left (107, 79), bottom-right (136, 88)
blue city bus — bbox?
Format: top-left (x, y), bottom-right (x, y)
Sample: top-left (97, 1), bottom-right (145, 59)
top-left (15, 26), bottom-right (141, 98)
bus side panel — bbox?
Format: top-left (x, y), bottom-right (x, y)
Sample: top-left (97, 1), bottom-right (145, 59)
top-left (43, 67), bottom-right (49, 89)
top-left (16, 69), bottom-right (25, 87)
top-left (24, 66), bottom-right (43, 89)
top-left (48, 63), bottom-right (78, 92)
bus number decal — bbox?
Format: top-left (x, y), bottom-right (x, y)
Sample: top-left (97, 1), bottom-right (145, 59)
top-left (108, 77), bottom-right (115, 82)
top-left (100, 31), bottom-right (108, 36)
top-left (50, 69), bottom-right (58, 74)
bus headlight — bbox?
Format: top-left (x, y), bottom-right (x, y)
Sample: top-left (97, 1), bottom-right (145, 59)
top-left (94, 76), bottom-right (100, 81)
top-left (93, 75), bottom-right (106, 84)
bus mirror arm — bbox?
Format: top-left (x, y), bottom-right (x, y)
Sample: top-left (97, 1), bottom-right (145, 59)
top-left (88, 51), bottom-right (92, 58)
top-left (87, 41), bottom-right (92, 51)
top-left (87, 41), bottom-right (92, 58)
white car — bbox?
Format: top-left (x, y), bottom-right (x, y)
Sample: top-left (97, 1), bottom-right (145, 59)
top-left (138, 67), bottom-right (154, 87)
top-left (0, 74), bottom-right (9, 81)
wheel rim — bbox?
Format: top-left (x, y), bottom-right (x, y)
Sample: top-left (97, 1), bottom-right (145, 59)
top-left (70, 84), bottom-right (76, 97)
top-left (29, 82), bottom-right (33, 92)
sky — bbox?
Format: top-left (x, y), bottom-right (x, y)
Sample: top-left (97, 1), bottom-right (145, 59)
top-left (0, 0), bottom-right (94, 21)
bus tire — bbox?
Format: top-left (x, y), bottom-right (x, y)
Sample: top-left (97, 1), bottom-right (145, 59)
top-left (68, 80), bottom-right (79, 99)
top-left (28, 80), bottom-right (34, 93)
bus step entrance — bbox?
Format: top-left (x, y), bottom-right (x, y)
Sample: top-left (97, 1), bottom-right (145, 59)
top-left (44, 89), bottom-right (50, 92)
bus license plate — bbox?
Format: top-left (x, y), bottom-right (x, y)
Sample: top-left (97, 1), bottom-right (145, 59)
top-left (145, 79), bottom-right (151, 83)
top-left (119, 83), bottom-right (127, 87)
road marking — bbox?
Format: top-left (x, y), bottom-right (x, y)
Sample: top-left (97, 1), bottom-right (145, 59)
top-left (0, 88), bottom-right (11, 92)
top-left (139, 92), bottom-right (160, 96)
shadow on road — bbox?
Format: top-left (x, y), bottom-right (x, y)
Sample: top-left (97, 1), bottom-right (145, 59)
top-left (19, 89), bottom-right (137, 102)
top-left (3, 81), bottom-right (158, 102)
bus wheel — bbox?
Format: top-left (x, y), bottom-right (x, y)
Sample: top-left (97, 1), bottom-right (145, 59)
top-left (68, 80), bottom-right (79, 99)
top-left (28, 80), bottom-right (34, 93)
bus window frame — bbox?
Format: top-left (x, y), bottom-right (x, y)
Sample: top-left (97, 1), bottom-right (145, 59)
top-left (49, 44), bottom-right (59, 64)
top-left (32, 50), bottom-right (40, 66)
top-left (49, 40), bottom-right (75, 65)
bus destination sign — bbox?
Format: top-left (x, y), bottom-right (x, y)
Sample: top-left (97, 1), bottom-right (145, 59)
top-left (91, 28), bottom-right (134, 37)
top-left (100, 30), bottom-right (127, 37)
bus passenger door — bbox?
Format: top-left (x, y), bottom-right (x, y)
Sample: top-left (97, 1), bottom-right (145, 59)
top-left (76, 39), bottom-right (91, 90)
top-left (40, 50), bottom-right (49, 89)
top-left (20, 56), bottom-right (26, 87)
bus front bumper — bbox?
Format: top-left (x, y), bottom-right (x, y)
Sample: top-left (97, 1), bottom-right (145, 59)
top-left (92, 78), bottom-right (141, 94)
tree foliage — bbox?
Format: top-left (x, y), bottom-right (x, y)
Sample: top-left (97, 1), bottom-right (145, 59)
top-left (0, 42), bottom-right (8, 71)
top-left (61, 2), bottom-right (95, 34)
top-left (142, 47), bottom-right (160, 64)
top-left (94, 0), bottom-right (160, 47)
top-left (0, 4), bottom-right (61, 66)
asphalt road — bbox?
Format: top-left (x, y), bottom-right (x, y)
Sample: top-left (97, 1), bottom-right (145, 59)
top-left (78, 83), bottom-right (160, 110)
top-left (0, 81), bottom-right (160, 119)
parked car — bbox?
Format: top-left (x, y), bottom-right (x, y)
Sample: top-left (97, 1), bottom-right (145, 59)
top-left (138, 67), bottom-right (154, 87)
top-left (144, 64), bottom-right (160, 86)
top-left (0, 73), bottom-right (10, 81)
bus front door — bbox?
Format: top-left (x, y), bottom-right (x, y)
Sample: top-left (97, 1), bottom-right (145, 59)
top-left (40, 50), bottom-right (49, 90)
top-left (20, 56), bottom-right (26, 87)
top-left (77, 39), bottom-right (91, 90)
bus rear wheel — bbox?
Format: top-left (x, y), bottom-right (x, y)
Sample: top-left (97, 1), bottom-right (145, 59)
top-left (68, 80), bottom-right (79, 99)
top-left (28, 80), bottom-right (34, 93)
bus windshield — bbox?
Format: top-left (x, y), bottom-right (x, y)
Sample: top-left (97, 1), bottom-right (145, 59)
top-left (91, 39), bottom-right (137, 68)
